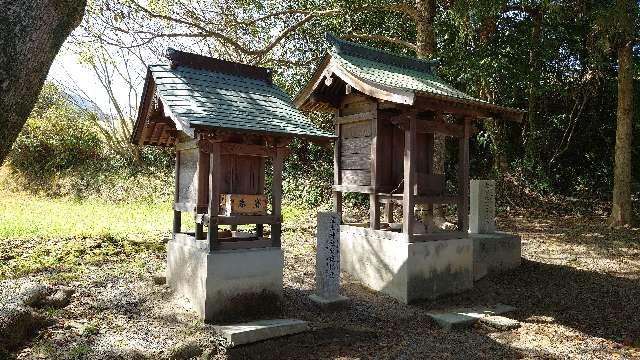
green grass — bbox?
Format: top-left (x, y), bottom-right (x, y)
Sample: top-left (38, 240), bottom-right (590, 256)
top-left (0, 190), bottom-right (172, 280)
top-left (0, 191), bottom-right (173, 239)
top-left (0, 189), bottom-right (325, 282)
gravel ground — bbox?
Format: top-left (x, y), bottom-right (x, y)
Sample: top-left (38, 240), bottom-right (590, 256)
top-left (3, 210), bottom-right (640, 359)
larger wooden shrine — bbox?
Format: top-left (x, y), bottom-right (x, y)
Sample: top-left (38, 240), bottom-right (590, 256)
top-left (132, 49), bottom-right (332, 320)
top-left (295, 34), bottom-right (524, 303)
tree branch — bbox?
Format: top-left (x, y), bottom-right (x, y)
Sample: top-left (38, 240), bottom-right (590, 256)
top-left (344, 33), bottom-right (417, 51)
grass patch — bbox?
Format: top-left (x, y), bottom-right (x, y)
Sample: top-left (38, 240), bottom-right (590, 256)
top-left (0, 190), bottom-right (171, 280)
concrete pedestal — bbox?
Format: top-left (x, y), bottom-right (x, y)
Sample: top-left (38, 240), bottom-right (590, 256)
top-left (340, 226), bottom-right (474, 304)
top-left (471, 232), bottom-right (521, 281)
top-left (167, 234), bottom-right (283, 322)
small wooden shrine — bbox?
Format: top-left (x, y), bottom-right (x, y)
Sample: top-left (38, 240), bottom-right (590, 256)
top-left (295, 34), bottom-right (524, 303)
top-left (132, 49), bottom-right (333, 320)
top-left (296, 33), bottom-right (523, 239)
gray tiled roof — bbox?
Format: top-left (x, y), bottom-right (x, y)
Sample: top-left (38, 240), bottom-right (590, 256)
top-left (150, 64), bottom-right (334, 138)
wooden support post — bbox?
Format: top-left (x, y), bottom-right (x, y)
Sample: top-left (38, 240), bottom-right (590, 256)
top-left (457, 118), bottom-right (471, 234)
top-left (271, 147), bottom-right (284, 247)
top-left (425, 132), bottom-right (435, 218)
top-left (195, 147), bottom-right (209, 240)
top-left (403, 117), bottom-right (417, 240)
top-left (384, 202), bottom-right (394, 223)
top-left (255, 224), bottom-right (264, 237)
top-left (369, 106), bottom-right (380, 229)
top-left (173, 151), bottom-right (181, 235)
top-left (333, 120), bottom-right (343, 215)
top-left (207, 142), bottom-right (221, 251)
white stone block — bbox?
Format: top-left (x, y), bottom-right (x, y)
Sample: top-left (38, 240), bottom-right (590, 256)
top-left (214, 319), bottom-right (309, 346)
top-left (470, 180), bottom-right (496, 234)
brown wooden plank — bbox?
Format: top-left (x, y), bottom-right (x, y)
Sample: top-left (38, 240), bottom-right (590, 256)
top-left (335, 111), bottom-right (376, 125)
top-left (403, 118), bottom-right (416, 239)
top-left (221, 143), bottom-right (275, 157)
top-left (341, 137), bottom-right (371, 155)
top-left (341, 121), bottom-right (372, 138)
top-left (341, 170), bottom-right (371, 185)
top-left (207, 141), bottom-right (221, 250)
top-left (384, 202), bottom-right (394, 223)
top-left (340, 153), bottom-right (371, 170)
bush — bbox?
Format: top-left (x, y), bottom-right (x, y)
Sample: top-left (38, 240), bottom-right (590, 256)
top-left (8, 83), bottom-right (104, 181)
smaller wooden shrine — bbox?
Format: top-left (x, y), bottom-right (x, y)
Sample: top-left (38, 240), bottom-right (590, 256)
top-left (132, 49), bottom-right (333, 321)
top-left (295, 34), bottom-right (524, 303)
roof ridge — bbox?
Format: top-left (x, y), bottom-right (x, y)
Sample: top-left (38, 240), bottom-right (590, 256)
top-left (164, 48), bottom-right (273, 84)
top-left (325, 32), bottom-right (439, 74)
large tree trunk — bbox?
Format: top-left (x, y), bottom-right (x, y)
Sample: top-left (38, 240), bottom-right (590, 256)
top-left (524, 8), bottom-right (543, 160)
top-left (609, 41), bottom-right (635, 227)
top-left (415, 0), bottom-right (447, 219)
top-left (0, 0), bottom-right (86, 165)
top-left (415, 0), bottom-right (436, 59)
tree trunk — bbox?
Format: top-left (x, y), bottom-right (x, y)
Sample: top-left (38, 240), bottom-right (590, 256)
top-left (524, 8), bottom-right (543, 159)
top-left (415, 0), bottom-right (437, 59)
top-left (0, 0), bottom-right (86, 165)
top-left (414, 0), bottom-right (447, 219)
top-left (609, 41), bottom-right (634, 227)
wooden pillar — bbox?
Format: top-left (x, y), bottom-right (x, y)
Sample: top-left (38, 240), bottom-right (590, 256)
top-left (333, 119), bottom-right (343, 215)
top-left (425, 132), bottom-right (435, 218)
top-left (370, 109), bottom-right (380, 229)
top-left (457, 118), bottom-right (471, 234)
top-left (384, 202), bottom-right (394, 223)
top-left (403, 117), bottom-right (417, 240)
top-left (195, 147), bottom-right (209, 240)
top-left (173, 150), bottom-right (181, 235)
top-left (271, 147), bottom-right (284, 247)
top-left (207, 142), bottom-right (221, 252)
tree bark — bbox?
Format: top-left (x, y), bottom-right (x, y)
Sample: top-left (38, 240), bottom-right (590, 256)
top-left (0, 0), bottom-right (86, 165)
top-left (415, 0), bottom-right (437, 59)
top-left (609, 41), bottom-right (635, 227)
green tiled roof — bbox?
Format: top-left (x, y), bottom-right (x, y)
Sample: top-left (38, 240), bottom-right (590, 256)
top-left (150, 64), bottom-right (333, 139)
top-left (326, 33), bottom-right (490, 105)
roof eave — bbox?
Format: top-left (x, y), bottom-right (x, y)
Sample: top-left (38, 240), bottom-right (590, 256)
top-left (190, 123), bottom-right (336, 142)
top-left (415, 91), bottom-right (526, 122)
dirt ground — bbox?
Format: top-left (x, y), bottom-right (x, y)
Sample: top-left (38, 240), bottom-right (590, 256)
top-left (5, 210), bottom-right (640, 360)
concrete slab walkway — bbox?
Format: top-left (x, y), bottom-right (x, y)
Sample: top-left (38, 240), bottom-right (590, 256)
top-left (214, 319), bottom-right (309, 346)
top-left (427, 304), bottom-right (519, 330)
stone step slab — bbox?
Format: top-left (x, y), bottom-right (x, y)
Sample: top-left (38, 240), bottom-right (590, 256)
top-left (214, 318), bottom-right (309, 347)
top-left (427, 304), bottom-right (518, 331)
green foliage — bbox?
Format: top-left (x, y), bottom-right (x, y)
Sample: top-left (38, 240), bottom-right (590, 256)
top-left (9, 83), bottom-right (104, 181)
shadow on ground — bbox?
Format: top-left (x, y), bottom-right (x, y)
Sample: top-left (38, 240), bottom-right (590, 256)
top-left (223, 286), bottom-right (556, 360)
top-left (418, 259), bottom-right (640, 347)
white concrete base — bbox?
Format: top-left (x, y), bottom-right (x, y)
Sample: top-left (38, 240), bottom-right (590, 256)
top-left (167, 234), bottom-right (283, 322)
top-left (340, 226), bottom-right (474, 304)
top-left (214, 319), bottom-right (309, 346)
top-left (308, 294), bottom-right (349, 309)
top-left (471, 232), bottom-right (521, 281)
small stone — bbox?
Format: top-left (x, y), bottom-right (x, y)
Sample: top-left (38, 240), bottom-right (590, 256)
top-left (41, 287), bottom-right (74, 309)
top-left (479, 315), bottom-right (521, 331)
top-left (0, 304), bottom-right (49, 350)
top-left (17, 282), bottom-right (49, 307)
top-left (152, 273), bottom-right (166, 285)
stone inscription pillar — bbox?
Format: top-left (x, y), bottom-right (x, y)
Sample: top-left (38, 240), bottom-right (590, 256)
top-left (309, 211), bottom-right (348, 308)
top-left (470, 180), bottom-right (496, 234)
